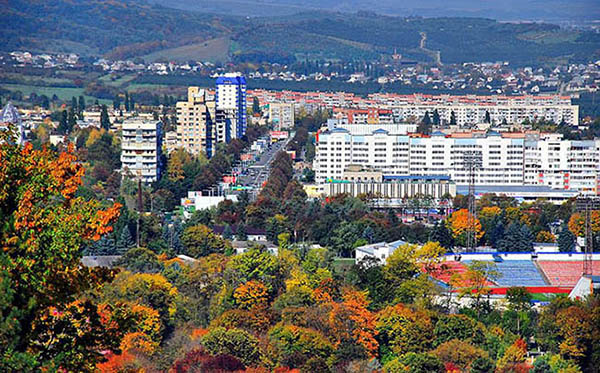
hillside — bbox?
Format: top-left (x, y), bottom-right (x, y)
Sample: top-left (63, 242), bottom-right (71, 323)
top-left (1, 0), bottom-right (244, 59)
top-left (149, 0), bottom-right (600, 21)
top-left (2, 1), bottom-right (599, 66)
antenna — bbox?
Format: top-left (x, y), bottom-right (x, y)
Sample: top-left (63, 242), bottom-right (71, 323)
top-left (462, 151), bottom-right (482, 252)
top-left (576, 196), bottom-right (600, 276)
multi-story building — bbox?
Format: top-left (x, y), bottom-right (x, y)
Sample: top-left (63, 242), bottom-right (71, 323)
top-left (176, 87), bottom-right (216, 156)
top-left (176, 75), bottom-right (247, 157)
top-left (121, 117), bottom-right (162, 183)
top-left (250, 90), bottom-right (579, 127)
top-left (216, 73), bottom-right (247, 140)
top-left (269, 102), bottom-right (295, 130)
top-left (314, 124), bottom-right (600, 194)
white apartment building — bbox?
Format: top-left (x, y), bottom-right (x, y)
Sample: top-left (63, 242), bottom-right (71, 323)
top-left (314, 124), bottom-right (600, 194)
top-left (121, 118), bottom-right (162, 183)
top-left (386, 104), bottom-right (578, 127)
top-left (269, 102), bottom-right (295, 130)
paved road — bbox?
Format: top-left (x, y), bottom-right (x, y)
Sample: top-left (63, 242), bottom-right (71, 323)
top-left (234, 134), bottom-right (294, 191)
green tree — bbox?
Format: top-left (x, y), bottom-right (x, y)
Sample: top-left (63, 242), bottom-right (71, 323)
top-left (432, 109), bottom-right (440, 125)
top-left (181, 224), bottom-right (230, 258)
top-left (100, 104), bottom-right (110, 130)
top-left (115, 247), bottom-right (163, 273)
top-left (235, 223), bottom-right (248, 241)
top-left (470, 357), bottom-right (495, 373)
top-left (57, 110), bottom-right (69, 135)
top-left (450, 110), bottom-right (457, 126)
top-left (399, 352), bottom-right (444, 373)
top-left (78, 95), bottom-right (85, 115)
top-left (252, 96), bottom-right (260, 114)
top-left (201, 327), bottom-right (260, 367)
top-left (223, 224), bottom-right (233, 240)
top-left (226, 246), bottom-right (280, 293)
top-left (506, 287), bottom-right (532, 311)
top-left (558, 223), bottom-right (575, 252)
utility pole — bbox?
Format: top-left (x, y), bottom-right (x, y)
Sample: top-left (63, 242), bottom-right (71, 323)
top-left (136, 175), bottom-right (142, 248)
top-left (576, 196), bottom-right (600, 276)
top-left (462, 151), bottom-right (482, 252)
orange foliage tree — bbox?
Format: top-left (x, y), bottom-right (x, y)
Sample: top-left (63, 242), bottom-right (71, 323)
top-left (234, 280), bottom-right (269, 310)
top-left (0, 134), bottom-right (121, 371)
top-left (328, 289), bottom-right (379, 358)
top-left (568, 211), bottom-right (600, 237)
top-left (446, 209), bottom-right (484, 247)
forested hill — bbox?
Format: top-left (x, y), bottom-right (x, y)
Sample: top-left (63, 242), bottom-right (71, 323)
top-left (2, 0), bottom-right (599, 66)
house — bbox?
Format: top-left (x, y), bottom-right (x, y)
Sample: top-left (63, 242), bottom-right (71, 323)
top-left (212, 225), bottom-right (268, 241)
top-left (355, 240), bottom-right (408, 263)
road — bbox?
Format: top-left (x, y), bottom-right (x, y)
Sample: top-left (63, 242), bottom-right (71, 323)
top-left (233, 134), bottom-right (294, 194)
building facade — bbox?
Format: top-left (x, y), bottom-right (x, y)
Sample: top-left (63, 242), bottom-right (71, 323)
top-left (315, 124), bottom-right (600, 194)
top-left (216, 73), bottom-right (247, 140)
top-left (269, 102), bottom-right (295, 130)
top-left (176, 87), bottom-right (216, 156)
top-left (121, 118), bottom-right (162, 183)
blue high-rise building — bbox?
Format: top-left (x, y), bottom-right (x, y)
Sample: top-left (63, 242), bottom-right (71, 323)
top-left (215, 73), bottom-right (247, 141)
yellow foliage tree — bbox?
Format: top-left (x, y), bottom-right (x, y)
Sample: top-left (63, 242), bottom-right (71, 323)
top-left (536, 230), bottom-right (556, 243)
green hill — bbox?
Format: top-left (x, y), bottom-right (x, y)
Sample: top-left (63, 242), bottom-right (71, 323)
top-left (2, 1), bottom-right (599, 66)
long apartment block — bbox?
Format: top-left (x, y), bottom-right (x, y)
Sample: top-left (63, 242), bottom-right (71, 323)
top-left (315, 125), bottom-right (599, 194)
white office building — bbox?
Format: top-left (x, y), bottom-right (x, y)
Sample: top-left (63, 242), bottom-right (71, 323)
top-left (314, 124), bottom-right (600, 194)
top-left (121, 118), bottom-right (162, 183)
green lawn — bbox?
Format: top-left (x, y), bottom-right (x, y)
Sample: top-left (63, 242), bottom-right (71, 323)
top-left (1, 84), bottom-right (111, 105)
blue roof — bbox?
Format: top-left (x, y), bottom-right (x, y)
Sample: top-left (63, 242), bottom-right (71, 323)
top-left (372, 128), bottom-right (389, 134)
top-left (216, 75), bottom-right (246, 85)
top-left (431, 131), bottom-right (446, 137)
top-left (487, 130), bottom-right (501, 136)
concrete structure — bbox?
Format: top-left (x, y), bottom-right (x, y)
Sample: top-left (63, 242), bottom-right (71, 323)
top-left (456, 185), bottom-right (579, 204)
top-left (355, 240), bottom-right (408, 263)
top-left (569, 275), bottom-right (600, 300)
top-left (176, 87), bottom-right (216, 156)
top-left (121, 117), bottom-right (162, 183)
top-left (315, 125), bottom-right (600, 194)
top-left (0, 102), bottom-right (24, 144)
top-left (216, 73), bottom-right (247, 140)
top-left (323, 173), bottom-right (456, 201)
top-left (269, 102), bottom-right (295, 130)
top-left (180, 191), bottom-right (238, 218)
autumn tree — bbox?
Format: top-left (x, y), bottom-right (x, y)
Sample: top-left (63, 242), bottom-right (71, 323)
top-left (450, 261), bottom-right (499, 314)
top-left (0, 136), bottom-right (121, 371)
top-left (447, 209), bottom-right (484, 247)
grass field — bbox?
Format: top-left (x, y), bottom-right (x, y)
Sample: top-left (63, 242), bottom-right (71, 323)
top-left (142, 37), bottom-right (230, 63)
top-left (98, 73), bottom-right (139, 87)
top-left (1, 84), bottom-right (111, 105)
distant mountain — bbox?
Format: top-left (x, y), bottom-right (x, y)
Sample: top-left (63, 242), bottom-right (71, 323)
top-left (2, 0), bottom-right (599, 66)
top-left (148, 0), bottom-right (600, 21)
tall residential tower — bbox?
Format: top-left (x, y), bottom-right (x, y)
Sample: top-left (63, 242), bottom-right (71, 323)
top-left (216, 73), bottom-right (247, 141)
